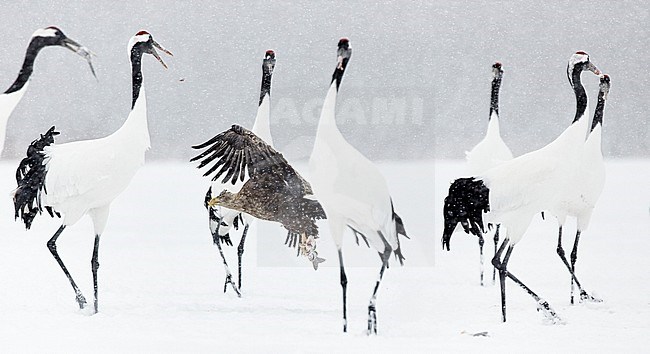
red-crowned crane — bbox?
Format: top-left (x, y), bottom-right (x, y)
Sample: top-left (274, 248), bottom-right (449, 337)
top-left (309, 38), bottom-right (409, 334)
top-left (465, 62), bottom-right (513, 286)
top-left (191, 50), bottom-right (276, 296)
top-left (13, 31), bottom-right (172, 314)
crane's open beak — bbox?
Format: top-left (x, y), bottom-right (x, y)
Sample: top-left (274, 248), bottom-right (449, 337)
top-left (337, 55), bottom-right (345, 70)
top-left (586, 61), bottom-right (601, 76)
top-left (336, 47), bottom-right (351, 70)
top-left (151, 40), bottom-right (173, 69)
top-left (62, 37), bottom-right (97, 79)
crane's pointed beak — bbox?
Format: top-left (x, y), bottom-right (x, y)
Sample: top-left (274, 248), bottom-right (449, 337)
top-left (62, 37), bottom-right (98, 79)
top-left (337, 55), bottom-right (344, 70)
top-left (151, 40), bottom-right (173, 69)
top-left (586, 61), bottom-right (601, 76)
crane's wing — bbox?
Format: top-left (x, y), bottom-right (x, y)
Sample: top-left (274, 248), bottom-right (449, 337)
top-left (43, 134), bottom-right (145, 207)
top-left (191, 124), bottom-right (313, 195)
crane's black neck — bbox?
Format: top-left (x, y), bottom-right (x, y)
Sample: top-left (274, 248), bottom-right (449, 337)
top-left (4, 38), bottom-right (48, 94)
top-left (489, 74), bottom-right (502, 118)
top-left (570, 65), bottom-right (588, 124)
top-left (130, 43), bottom-right (146, 109)
top-left (591, 90), bottom-right (606, 132)
top-left (331, 58), bottom-right (349, 91)
top-left (259, 68), bottom-right (273, 106)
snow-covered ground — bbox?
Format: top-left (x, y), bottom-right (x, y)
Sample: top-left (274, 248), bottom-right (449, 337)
top-left (0, 159), bottom-right (648, 352)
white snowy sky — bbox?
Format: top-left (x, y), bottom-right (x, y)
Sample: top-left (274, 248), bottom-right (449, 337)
top-left (0, 0), bottom-right (647, 159)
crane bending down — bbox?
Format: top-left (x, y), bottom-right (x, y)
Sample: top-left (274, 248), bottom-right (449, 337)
top-left (464, 62), bottom-right (513, 286)
top-left (13, 31), bottom-right (172, 314)
top-left (192, 125), bottom-right (326, 271)
top-left (1, 26), bottom-right (95, 155)
top-left (442, 51), bottom-right (601, 323)
top-left (195, 50), bottom-right (276, 296)
top-left (309, 38), bottom-right (409, 335)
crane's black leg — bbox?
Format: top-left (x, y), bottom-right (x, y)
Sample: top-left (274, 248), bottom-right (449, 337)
top-left (570, 230), bottom-right (601, 303)
top-left (492, 225), bottom-right (500, 285)
top-left (570, 230), bottom-right (578, 303)
top-left (212, 223), bottom-right (241, 297)
top-left (478, 232), bottom-right (485, 286)
top-left (495, 242), bottom-right (562, 323)
top-left (492, 237), bottom-right (509, 322)
top-left (47, 225), bottom-right (87, 310)
top-left (570, 230), bottom-right (579, 303)
top-left (91, 234), bottom-right (101, 314)
top-left (337, 249), bottom-right (348, 333)
top-left (367, 231), bottom-right (392, 335)
top-left (556, 226), bottom-right (581, 303)
top-left (556, 228), bottom-right (600, 304)
top-left (237, 224), bottom-right (249, 291)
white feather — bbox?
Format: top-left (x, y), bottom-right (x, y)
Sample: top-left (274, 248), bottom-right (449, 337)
top-left (574, 126), bottom-right (605, 230)
top-left (309, 83), bottom-right (396, 252)
top-left (0, 84), bottom-right (29, 154)
top-left (44, 87), bottom-right (150, 232)
top-left (481, 112), bottom-right (589, 244)
top-left (466, 111), bottom-right (513, 174)
top-left (32, 28), bottom-right (58, 38)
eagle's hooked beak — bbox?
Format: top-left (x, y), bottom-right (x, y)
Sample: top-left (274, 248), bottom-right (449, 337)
top-left (207, 197), bottom-right (220, 207)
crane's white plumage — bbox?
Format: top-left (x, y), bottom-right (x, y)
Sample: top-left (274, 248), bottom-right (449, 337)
top-left (309, 38), bottom-right (407, 335)
top-left (442, 51), bottom-right (601, 323)
top-left (32, 28), bottom-right (59, 38)
top-left (480, 113), bottom-right (589, 244)
top-left (466, 113), bottom-right (513, 173)
top-left (43, 89), bottom-right (150, 233)
top-left (310, 84), bottom-right (397, 251)
top-left (575, 124), bottom-right (606, 231)
top-left (251, 91), bottom-right (273, 146)
top-left (13, 31), bottom-right (171, 314)
top-left (0, 87), bottom-right (29, 153)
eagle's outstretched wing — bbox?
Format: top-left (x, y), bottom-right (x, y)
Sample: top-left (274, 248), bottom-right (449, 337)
top-left (191, 124), bottom-right (313, 195)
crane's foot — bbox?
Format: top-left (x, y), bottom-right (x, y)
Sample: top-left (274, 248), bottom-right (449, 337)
top-left (536, 299), bottom-right (564, 324)
top-left (366, 302), bottom-right (378, 335)
top-left (579, 290), bottom-right (603, 303)
top-left (223, 273), bottom-right (241, 297)
top-left (75, 291), bottom-right (88, 310)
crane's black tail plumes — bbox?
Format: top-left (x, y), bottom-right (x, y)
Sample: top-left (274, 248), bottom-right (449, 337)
top-left (442, 177), bottom-right (490, 251)
top-left (391, 200), bottom-right (409, 265)
top-left (14, 126), bottom-right (60, 229)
